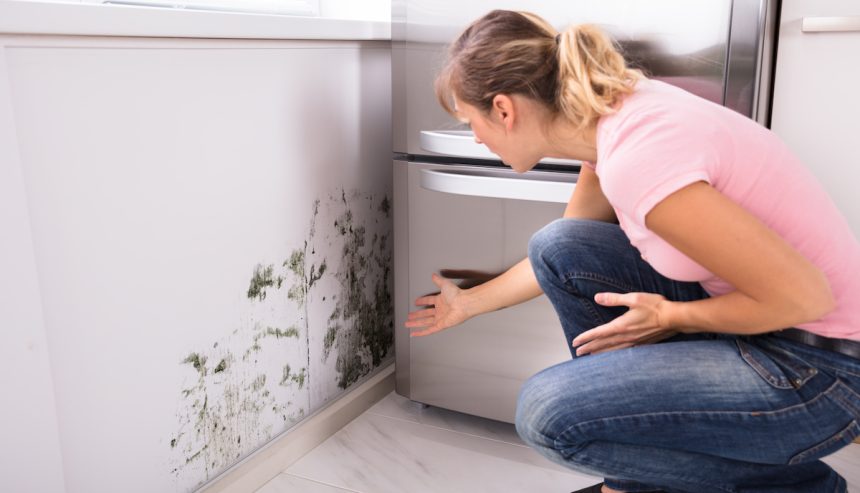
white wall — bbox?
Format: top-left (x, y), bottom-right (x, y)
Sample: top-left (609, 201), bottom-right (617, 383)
top-left (0, 40), bottom-right (67, 493)
top-left (0, 33), bottom-right (392, 493)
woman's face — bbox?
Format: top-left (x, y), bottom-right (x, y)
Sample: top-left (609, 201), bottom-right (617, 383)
top-left (453, 96), bottom-right (540, 173)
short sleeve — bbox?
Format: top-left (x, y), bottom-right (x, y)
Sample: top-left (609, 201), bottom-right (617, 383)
top-left (597, 115), bottom-right (714, 225)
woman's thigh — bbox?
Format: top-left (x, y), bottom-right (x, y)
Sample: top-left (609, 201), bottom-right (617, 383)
top-left (528, 217), bottom-right (712, 351)
top-left (516, 337), bottom-right (860, 467)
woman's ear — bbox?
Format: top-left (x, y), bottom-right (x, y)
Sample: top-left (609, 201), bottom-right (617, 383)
top-left (491, 94), bottom-right (515, 131)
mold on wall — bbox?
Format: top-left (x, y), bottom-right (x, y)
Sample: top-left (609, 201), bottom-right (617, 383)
top-left (168, 189), bottom-right (393, 488)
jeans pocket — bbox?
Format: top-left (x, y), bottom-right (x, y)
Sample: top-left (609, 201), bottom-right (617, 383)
top-left (788, 419), bottom-right (860, 464)
top-left (735, 337), bottom-right (818, 389)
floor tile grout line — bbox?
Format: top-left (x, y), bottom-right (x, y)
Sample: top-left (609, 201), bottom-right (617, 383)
top-left (364, 410), bottom-right (533, 449)
top-left (280, 472), bottom-right (366, 493)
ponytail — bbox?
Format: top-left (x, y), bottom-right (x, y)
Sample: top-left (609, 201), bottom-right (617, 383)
top-left (436, 10), bottom-right (642, 129)
top-left (556, 24), bottom-right (642, 129)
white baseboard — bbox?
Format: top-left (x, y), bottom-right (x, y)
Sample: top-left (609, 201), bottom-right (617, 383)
top-left (199, 362), bottom-right (395, 493)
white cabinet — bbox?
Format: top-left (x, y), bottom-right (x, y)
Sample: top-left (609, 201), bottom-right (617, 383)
top-left (771, 0), bottom-right (860, 237)
top-left (394, 161), bottom-right (574, 423)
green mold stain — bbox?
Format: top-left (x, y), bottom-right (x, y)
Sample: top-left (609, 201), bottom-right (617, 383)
top-left (266, 326), bottom-right (300, 339)
top-left (280, 364), bottom-right (308, 389)
top-left (247, 264), bottom-right (277, 301)
top-left (286, 249), bottom-right (304, 277)
top-left (280, 364), bottom-right (293, 386)
top-left (182, 353), bottom-right (208, 377)
top-left (171, 189), bottom-right (391, 487)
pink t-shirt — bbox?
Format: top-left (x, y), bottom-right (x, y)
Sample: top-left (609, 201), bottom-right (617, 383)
top-left (584, 79), bottom-right (860, 340)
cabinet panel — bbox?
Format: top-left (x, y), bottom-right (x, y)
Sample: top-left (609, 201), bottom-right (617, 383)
top-left (771, 0), bottom-right (860, 236)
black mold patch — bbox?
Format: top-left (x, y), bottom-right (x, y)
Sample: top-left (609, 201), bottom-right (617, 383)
top-left (323, 190), bottom-right (393, 389)
top-left (170, 189), bottom-right (392, 487)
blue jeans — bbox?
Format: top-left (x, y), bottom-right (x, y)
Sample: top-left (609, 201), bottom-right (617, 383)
top-left (517, 218), bottom-right (860, 493)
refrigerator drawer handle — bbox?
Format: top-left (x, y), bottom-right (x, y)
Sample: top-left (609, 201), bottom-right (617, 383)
top-left (420, 130), bottom-right (498, 160)
top-left (802, 16), bottom-right (860, 33)
top-left (419, 130), bottom-right (581, 166)
top-left (419, 169), bottom-right (575, 204)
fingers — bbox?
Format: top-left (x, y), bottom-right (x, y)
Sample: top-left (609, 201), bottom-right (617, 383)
top-left (591, 342), bottom-right (635, 355)
top-left (406, 308), bottom-right (434, 320)
top-left (431, 273), bottom-right (446, 288)
top-left (414, 295), bottom-right (439, 306)
top-left (572, 315), bottom-right (664, 355)
top-left (594, 292), bottom-right (633, 307)
top-left (405, 317), bottom-right (435, 328)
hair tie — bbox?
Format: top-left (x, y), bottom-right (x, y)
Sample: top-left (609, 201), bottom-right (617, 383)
top-left (555, 33), bottom-right (561, 44)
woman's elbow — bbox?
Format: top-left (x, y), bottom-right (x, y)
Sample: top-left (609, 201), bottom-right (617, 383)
top-left (798, 272), bottom-right (837, 323)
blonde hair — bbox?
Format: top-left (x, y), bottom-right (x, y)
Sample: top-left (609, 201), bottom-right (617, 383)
top-left (435, 10), bottom-right (643, 130)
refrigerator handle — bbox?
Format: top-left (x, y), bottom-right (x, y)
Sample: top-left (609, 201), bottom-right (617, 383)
top-left (802, 16), bottom-right (860, 33)
top-left (419, 169), bottom-right (575, 204)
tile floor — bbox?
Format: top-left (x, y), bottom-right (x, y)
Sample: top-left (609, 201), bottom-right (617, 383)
top-left (256, 391), bottom-right (860, 493)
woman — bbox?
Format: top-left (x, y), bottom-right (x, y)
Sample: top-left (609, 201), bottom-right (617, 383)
top-left (405, 10), bottom-right (860, 493)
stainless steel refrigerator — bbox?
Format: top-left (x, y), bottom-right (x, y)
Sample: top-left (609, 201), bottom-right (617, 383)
top-left (393, 0), bottom-right (778, 423)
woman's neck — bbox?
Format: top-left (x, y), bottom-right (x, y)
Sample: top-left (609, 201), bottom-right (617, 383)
top-left (543, 117), bottom-right (599, 163)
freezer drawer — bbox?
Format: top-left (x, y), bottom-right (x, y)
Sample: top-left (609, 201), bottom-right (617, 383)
top-left (394, 160), bottom-right (575, 423)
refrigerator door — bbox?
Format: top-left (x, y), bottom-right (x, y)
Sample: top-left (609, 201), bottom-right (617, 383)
top-left (394, 160), bottom-right (575, 423)
top-left (394, 0), bottom-right (775, 156)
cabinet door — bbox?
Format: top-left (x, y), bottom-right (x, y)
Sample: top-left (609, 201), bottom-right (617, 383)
top-left (397, 161), bottom-right (575, 424)
top-left (770, 0), bottom-right (860, 236)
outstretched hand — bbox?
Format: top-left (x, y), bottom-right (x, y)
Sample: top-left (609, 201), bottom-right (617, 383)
top-left (572, 292), bottom-right (678, 356)
top-left (405, 273), bottom-right (473, 337)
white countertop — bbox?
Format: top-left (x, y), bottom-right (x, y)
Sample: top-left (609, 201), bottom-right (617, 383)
top-left (0, 0), bottom-right (391, 40)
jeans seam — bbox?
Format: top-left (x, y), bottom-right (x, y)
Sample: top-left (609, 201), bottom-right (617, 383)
top-left (765, 337), bottom-right (860, 378)
top-left (577, 298), bottom-right (606, 327)
top-left (564, 446), bottom-right (736, 493)
top-left (787, 354), bottom-right (860, 379)
top-left (788, 419), bottom-right (860, 465)
top-left (736, 339), bottom-right (794, 389)
top-left (830, 382), bottom-right (860, 417)
top-left (563, 271), bottom-right (638, 294)
top-left (555, 379), bottom-right (839, 440)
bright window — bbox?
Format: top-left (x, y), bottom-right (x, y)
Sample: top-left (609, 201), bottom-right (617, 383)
top-left (94, 0), bottom-right (320, 16)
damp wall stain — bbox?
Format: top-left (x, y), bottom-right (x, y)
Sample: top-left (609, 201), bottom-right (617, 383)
top-left (169, 189), bottom-right (392, 489)
top-left (325, 190), bottom-right (393, 389)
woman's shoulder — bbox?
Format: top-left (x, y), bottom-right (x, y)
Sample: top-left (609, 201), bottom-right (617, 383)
top-left (598, 78), bottom-right (755, 152)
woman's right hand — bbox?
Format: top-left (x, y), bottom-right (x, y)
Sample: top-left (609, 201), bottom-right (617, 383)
top-left (406, 273), bottom-right (473, 337)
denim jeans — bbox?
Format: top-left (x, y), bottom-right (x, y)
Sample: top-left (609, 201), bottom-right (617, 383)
top-left (517, 218), bottom-right (860, 493)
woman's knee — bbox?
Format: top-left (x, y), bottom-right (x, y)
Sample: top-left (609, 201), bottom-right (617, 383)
top-left (529, 219), bottom-right (583, 272)
top-left (528, 218), bottom-right (617, 284)
top-left (515, 363), bottom-right (589, 448)
top-left (515, 371), bottom-right (553, 447)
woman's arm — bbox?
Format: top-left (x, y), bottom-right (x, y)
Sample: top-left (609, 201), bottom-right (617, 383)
top-left (650, 181), bottom-right (835, 334)
top-left (407, 166), bottom-right (615, 336)
top-left (571, 181), bottom-right (836, 354)
top-left (460, 167), bottom-right (616, 315)
top-left (564, 165), bottom-right (617, 223)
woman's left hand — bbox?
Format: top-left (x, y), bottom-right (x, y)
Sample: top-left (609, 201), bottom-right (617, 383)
top-left (571, 292), bottom-right (678, 356)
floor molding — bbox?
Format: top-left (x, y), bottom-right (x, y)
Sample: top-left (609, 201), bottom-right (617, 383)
top-left (199, 363), bottom-right (395, 493)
